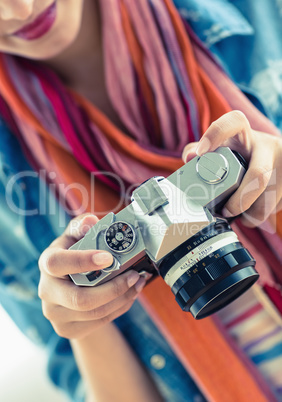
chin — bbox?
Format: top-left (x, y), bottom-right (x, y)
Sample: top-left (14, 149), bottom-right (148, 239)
top-left (29, 34), bottom-right (80, 60)
top-left (37, 19), bottom-right (82, 60)
top-left (2, 26), bottom-right (80, 61)
top-left (1, 4), bottom-right (83, 61)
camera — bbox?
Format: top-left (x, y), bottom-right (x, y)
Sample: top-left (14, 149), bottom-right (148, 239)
top-left (69, 147), bottom-right (258, 319)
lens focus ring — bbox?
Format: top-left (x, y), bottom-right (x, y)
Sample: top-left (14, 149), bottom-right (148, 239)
top-left (171, 242), bottom-right (243, 294)
top-left (175, 247), bottom-right (255, 311)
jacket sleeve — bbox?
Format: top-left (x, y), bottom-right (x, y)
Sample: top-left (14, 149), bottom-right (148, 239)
top-left (0, 118), bottom-right (85, 401)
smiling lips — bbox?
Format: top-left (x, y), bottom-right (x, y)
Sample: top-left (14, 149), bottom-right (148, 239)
top-left (12, 2), bottom-right (57, 41)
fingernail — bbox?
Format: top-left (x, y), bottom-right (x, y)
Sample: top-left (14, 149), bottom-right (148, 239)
top-left (79, 223), bottom-right (91, 236)
top-left (184, 150), bottom-right (197, 163)
top-left (222, 207), bottom-right (233, 218)
top-left (139, 272), bottom-right (153, 281)
top-left (79, 214), bottom-right (97, 235)
top-left (196, 138), bottom-right (211, 156)
top-left (127, 271), bottom-right (140, 287)
top-left (183, 145), bottom-right (198, 163)
top-left (135, 277), bottom-right (146, 293)
top-left (92, 252), bottom-right (113, 266)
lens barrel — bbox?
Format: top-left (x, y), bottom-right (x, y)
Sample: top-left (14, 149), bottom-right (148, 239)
top-left (159, 219), bottom-right (258, 319)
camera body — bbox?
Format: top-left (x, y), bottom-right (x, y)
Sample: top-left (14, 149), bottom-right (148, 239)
top-left (70, 148), bottom-right (258, 319)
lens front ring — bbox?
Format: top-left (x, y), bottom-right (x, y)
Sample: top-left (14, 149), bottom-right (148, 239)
top-left (158, 219), bottom-right (258, 319)
top-left (190, 267), bottom-right (258, 319)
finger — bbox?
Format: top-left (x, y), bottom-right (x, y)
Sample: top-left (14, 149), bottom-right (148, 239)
top-left (222, 142), bottom-right (274, 218)
top-left (38, 270), bottom-right (142, 311)
top-left (39, 247), bottom-right (113, 277)
top-left (240, 172), bottom-right (282, 227)
top-left (182, 142), bottom-right (198, 163)
top-left (53, 300), bottom-right (136, 339)
top-left (240, 187), bottom-right (278, 227)
top-left (50, 214), bottom-right (99, 250)
top-left (196, 111), bottom-right (252, 157)
top-left (42, 277), bottom-right (146, 323)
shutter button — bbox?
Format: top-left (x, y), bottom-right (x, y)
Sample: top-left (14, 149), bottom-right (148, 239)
top-left (196, 152), bottom-right (229, 183)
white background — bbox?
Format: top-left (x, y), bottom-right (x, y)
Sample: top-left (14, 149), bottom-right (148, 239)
top-left (0, 305), bottom-right (69, 402)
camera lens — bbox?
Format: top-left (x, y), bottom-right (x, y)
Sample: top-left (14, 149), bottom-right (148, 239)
top-left (158, 219), bottom-right (258, 319)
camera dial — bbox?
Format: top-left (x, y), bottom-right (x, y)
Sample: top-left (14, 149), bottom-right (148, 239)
top-left (105, 221), bottom-right (136, 253)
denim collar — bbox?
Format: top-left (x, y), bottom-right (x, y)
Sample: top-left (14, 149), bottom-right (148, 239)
top-left (173, 0), bottom-right (254, 47)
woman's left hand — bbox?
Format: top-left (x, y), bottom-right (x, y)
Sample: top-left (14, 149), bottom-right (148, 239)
top-left (182, 111), bottom-right (282, 227)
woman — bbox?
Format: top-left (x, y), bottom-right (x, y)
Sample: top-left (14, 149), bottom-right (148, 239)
top-left (0, 0), bottom-right (281, 401)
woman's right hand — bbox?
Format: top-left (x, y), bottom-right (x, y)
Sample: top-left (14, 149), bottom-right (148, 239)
top-left (38, 214), bottom-right (146, 340)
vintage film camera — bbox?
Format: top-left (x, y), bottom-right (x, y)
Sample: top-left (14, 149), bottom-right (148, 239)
top-left (70, 147), bottom-right (258, 319)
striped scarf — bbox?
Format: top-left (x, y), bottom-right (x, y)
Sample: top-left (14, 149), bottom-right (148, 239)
top-left (0, 0), bottom-right (281, 399)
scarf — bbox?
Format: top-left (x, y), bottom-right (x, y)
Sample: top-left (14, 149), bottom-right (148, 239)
top-left (0, 0), bottom-right (281, 400)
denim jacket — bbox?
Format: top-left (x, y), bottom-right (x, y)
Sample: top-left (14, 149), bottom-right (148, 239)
top-left (1, 1), bottom-right (282, 400)
top-left (175, 0), bottom-right (282, 132)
